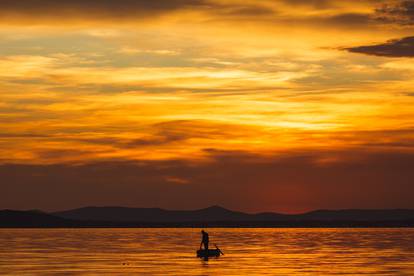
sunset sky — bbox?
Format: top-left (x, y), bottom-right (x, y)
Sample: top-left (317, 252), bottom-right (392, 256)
top-left (1, 0), bottom-right (414, 213)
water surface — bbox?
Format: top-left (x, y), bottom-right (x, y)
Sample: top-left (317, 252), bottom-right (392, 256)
top-left (1, 228), bottom-right (414, 275)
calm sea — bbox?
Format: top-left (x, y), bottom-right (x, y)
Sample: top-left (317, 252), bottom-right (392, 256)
top-left (0, 228), bottom-right (414, 275)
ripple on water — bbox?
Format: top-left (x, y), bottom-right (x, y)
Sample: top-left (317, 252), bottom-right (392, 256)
top-left (0, 228), bottom-right (414, 275)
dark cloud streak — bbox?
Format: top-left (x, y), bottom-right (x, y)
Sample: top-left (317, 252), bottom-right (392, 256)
top-left (346, 36), bottom-right (414, 57)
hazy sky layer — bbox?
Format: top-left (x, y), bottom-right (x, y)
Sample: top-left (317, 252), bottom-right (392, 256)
top-left (1, 0), bottom-right (414, 212)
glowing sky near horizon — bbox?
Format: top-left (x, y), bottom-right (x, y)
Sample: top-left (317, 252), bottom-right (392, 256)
top-left (1, 0), bottom-right (414, 212)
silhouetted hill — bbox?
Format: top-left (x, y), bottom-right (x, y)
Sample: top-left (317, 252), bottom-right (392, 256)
top-left (53, 205), bottom-right (279, 222)
top-left (298, 209), bottom-right (414, 221)
top-left (0, 210), bottom-right (76, 227)
top-left (53, 206), bottom-right (414, 223)
top-left (2, 207), bottom-right (414, 228)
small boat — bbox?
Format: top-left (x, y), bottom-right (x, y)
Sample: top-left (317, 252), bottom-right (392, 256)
top-left (197, 244), bottom-right (224, 258)
top-left (197, 249), bottom-right (221, 258)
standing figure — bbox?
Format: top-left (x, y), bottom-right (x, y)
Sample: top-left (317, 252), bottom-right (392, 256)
top-left (200, 230), bottom-right (209, 250)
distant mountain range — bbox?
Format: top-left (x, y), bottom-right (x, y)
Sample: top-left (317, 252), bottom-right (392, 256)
top-left (0, 210), bottom-right (76, 227)
top-left (2, 206), bottom-right (414, 228)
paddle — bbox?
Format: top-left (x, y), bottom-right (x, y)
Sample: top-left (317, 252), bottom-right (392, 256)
top-left (214, 244), bottom-right (224, 255)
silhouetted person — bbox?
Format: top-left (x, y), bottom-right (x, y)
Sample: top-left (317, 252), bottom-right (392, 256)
top-left (200, 230), bottom-right (209, 250)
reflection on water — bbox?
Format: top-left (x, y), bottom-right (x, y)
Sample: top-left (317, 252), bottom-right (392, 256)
top-left (1, 228), bottom-right (414, 275)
